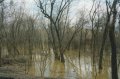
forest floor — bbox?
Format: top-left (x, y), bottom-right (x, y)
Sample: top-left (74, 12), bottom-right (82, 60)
top-left (0, 65), bottom-right (62, 79)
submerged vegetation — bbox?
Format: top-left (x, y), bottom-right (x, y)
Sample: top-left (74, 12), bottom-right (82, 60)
top-left (0, 0), bottom-right (120, 79)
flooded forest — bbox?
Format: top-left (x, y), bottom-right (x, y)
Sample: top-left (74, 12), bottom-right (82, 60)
top-left (0, 0), bottom-right (120, 79)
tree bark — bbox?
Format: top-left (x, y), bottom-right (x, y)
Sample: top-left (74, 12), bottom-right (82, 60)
top-left (109, 0), bottom-right (118, 78)
top-left (109, 27), bottom-right (118, 79)
top-left (0, 44), bottom-right (2, 67)
top-left (60, 52), bottom-right (65, 62)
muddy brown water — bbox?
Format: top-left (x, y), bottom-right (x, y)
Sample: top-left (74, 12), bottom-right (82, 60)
top-left (26, 49), bottom-right (119, 79)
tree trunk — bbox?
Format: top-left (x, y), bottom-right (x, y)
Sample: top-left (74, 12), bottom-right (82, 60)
top-left (109, 27), bottom-right (118, 79)
top-left (55, 52), bottom-right (59, 60)
top-left (99, 16), bottom-right (110, 71)
top-left (53, 49), bottom-right (65, 62)
top-left (0, 44), bottom-right (2, 67)
top-left (60, 52), bottom-right (65, 63)
top-left (109, 0), bottom-right (118, 78)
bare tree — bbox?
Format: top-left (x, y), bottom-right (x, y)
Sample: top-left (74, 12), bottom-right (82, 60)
top-left (99, 0), bottom-right (118, 79)
top-left (35, 0), bottom-right (79, 62)
top-left (0, 0), bottom-right (4, 67)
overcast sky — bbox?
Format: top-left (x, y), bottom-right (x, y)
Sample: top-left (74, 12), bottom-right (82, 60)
top-left (12, 0), bottom-right (95, 13)
top-left (5, 0), bottom-right (106, 23)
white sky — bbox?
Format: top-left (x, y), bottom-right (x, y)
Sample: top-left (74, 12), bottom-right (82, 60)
top-left (5, 0), bottom-right (106, 23)
top-left (13, 0), bottom-right (95, 14)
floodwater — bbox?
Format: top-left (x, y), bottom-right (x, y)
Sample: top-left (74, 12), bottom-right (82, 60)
top-left (27, 49), bottom-right (120, 79)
